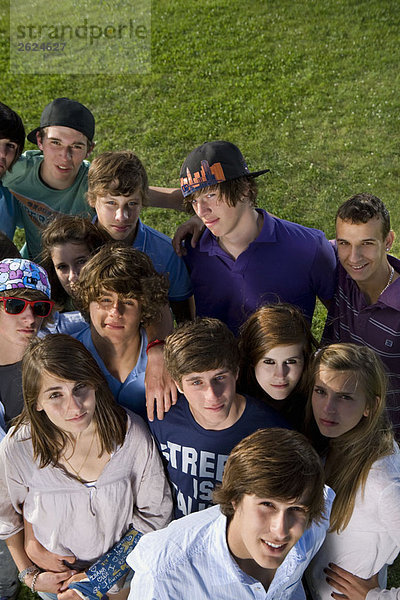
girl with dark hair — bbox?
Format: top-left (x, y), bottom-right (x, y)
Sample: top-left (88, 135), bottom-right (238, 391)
top-left (238, 303), bottom-right (317, 429)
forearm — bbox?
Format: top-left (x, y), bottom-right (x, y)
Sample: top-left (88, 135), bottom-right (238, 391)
top-left (145, 304), bottom-right (173, 342)
top-left (147, 186), bottom-right (184, 210)
top-left (6, 529), bottom-right (34, 572)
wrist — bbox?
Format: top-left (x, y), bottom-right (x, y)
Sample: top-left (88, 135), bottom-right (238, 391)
top-left (18, 565), bottom-right (39, 583)
top-left (146, 339), bottom-right (165, 354)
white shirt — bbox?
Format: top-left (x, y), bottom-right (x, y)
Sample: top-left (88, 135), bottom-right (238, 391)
top-left (128, 487), bottom-right (334, 600)
top-left (306, 446), bottom-right (400, 600)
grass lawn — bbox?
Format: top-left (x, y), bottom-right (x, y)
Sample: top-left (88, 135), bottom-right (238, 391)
top-left (1, 0), bottom-right (399, 592)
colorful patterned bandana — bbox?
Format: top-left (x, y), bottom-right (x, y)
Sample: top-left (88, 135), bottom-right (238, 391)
top-left (0, 259), bottom-right (51, 298)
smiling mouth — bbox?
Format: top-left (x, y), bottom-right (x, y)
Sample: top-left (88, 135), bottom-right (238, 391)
top-left (349, 263), bottom-right (368, 270)
top-left (262, 540), bottom-right (287, 552)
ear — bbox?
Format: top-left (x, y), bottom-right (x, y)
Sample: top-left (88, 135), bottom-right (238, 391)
top-left (175, 381), bottom-right (184, 395)
top-left (385, 230), bottom-right (395, 252)
top-left (36, 131), bottom-right (44, 151)
top-left (86, 141), bottom-right (95, 159)
top-left (364, 396), bottom-right (378, 418)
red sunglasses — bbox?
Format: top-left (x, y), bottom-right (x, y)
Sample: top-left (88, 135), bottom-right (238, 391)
top-left (0, 296), bottom-right (54, 317)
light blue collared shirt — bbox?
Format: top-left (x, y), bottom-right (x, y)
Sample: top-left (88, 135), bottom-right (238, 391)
top-left (128, 488), bottom-right (335, 600)
top-left (73, 325), bottom-right (148, 419)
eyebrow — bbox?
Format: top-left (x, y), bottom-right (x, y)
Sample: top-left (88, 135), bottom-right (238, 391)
top-left (264, 354), bottom-right (303, 359)
top-left (47, 136), bottom-right (86, 146)
top-left (43, 386), bottom-right (63, 393)
top-left (184, 370), bottom-right (229, 381)
top-left (336, 236), bottom-right (377, 242)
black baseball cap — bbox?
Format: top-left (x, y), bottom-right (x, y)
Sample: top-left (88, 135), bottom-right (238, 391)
top-left (27, 98), bottom-right (95, 144)
top-left (180, 141), bottom-right (269, 197)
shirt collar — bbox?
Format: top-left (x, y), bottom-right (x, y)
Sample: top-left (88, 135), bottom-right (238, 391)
top-left (197, 209), bottom-right (277, 256)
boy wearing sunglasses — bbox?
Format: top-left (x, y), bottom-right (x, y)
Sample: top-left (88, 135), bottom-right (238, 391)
top-left (0, 257), bottom-right (52, 600)
top-left (0, 258), bottom-right (53, 435)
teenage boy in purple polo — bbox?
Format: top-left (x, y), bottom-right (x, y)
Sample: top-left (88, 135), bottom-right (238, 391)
top-left (323, 192), bottom-right (400, 439)
top-left (178, 141), bottom-right (336, 334)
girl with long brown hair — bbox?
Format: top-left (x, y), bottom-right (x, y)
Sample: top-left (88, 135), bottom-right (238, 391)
top-left (306, 343), bottom-right (400, 600)
top-left (0, 334), bottom-right (172, 597)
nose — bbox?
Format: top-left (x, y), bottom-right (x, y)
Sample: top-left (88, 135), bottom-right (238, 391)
top-left (60, 146), bottom-right (72, 160)
top-left (204, 382), bottom-right (221, 403)
top-left (194, 199), bottom-right (210, 219)
top-left (274, 363), bottom-right (288, 378)
top-left (349, 245), bottom-right (361, 262)
top-left (68, 267), bottom-right (79, 284)
top-left (21, 304), bottom-right (36, 323)
top-left (67, 391), bottom-right (83, 413)
top-left (270, 510), bottom-right (290, 540)
top-left (115, 206), bottom-right (130, 221)
top-left (323, 394), bottom-right (336, 414)
top-left (109, 299), bottom-right (123, 316)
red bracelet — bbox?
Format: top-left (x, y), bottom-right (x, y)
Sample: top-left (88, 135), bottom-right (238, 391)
top-left (146, 339), bottom-right (165, 354)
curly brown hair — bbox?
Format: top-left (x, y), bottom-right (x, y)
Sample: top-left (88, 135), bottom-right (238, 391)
top-left (74, 242), bottom-right (168, 326)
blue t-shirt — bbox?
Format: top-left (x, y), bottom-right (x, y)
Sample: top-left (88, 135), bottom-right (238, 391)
top-left (132, 218), bottom-right (192, 302)
top-left (149, 393), bottom-right (288, 518)
top-left (73, 325), bottom-right (148, 418)
top-left (92, 216), bottom-right (193, 302)
top-left (0, 182), bottom-right (17, 240)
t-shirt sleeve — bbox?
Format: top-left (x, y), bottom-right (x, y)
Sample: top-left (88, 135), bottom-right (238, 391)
top-left (0, 436), bottom-right (26, 538)
top-left (310, 232), bottom-right (337, 301)
top-left (164, 250), bottom-right (193, 302)
top-left (130, 416), bottom-right (173, 534)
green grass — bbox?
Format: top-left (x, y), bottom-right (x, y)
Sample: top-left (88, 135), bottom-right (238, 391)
top-left (1, 0), bottom-right (399, 592)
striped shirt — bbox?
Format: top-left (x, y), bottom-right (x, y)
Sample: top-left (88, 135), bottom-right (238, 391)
top-left (323, 256), bottom-right (400, 439)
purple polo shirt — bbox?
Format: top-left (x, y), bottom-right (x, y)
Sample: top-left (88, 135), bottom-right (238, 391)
top-left (323, 256), bottom-right (400, 439)
top-left (183, 209), bottom-right (336, 334)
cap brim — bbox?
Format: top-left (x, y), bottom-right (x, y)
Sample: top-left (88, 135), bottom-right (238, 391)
top-left (27, 127), bottom-right (40, 144)
top-left (248, 168), bottom-right (270, 178)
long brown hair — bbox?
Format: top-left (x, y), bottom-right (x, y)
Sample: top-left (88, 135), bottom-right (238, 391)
top-left (13, 334), bottom-right (127, 468)
top-left (306, 343), bottom-right (394, 532)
